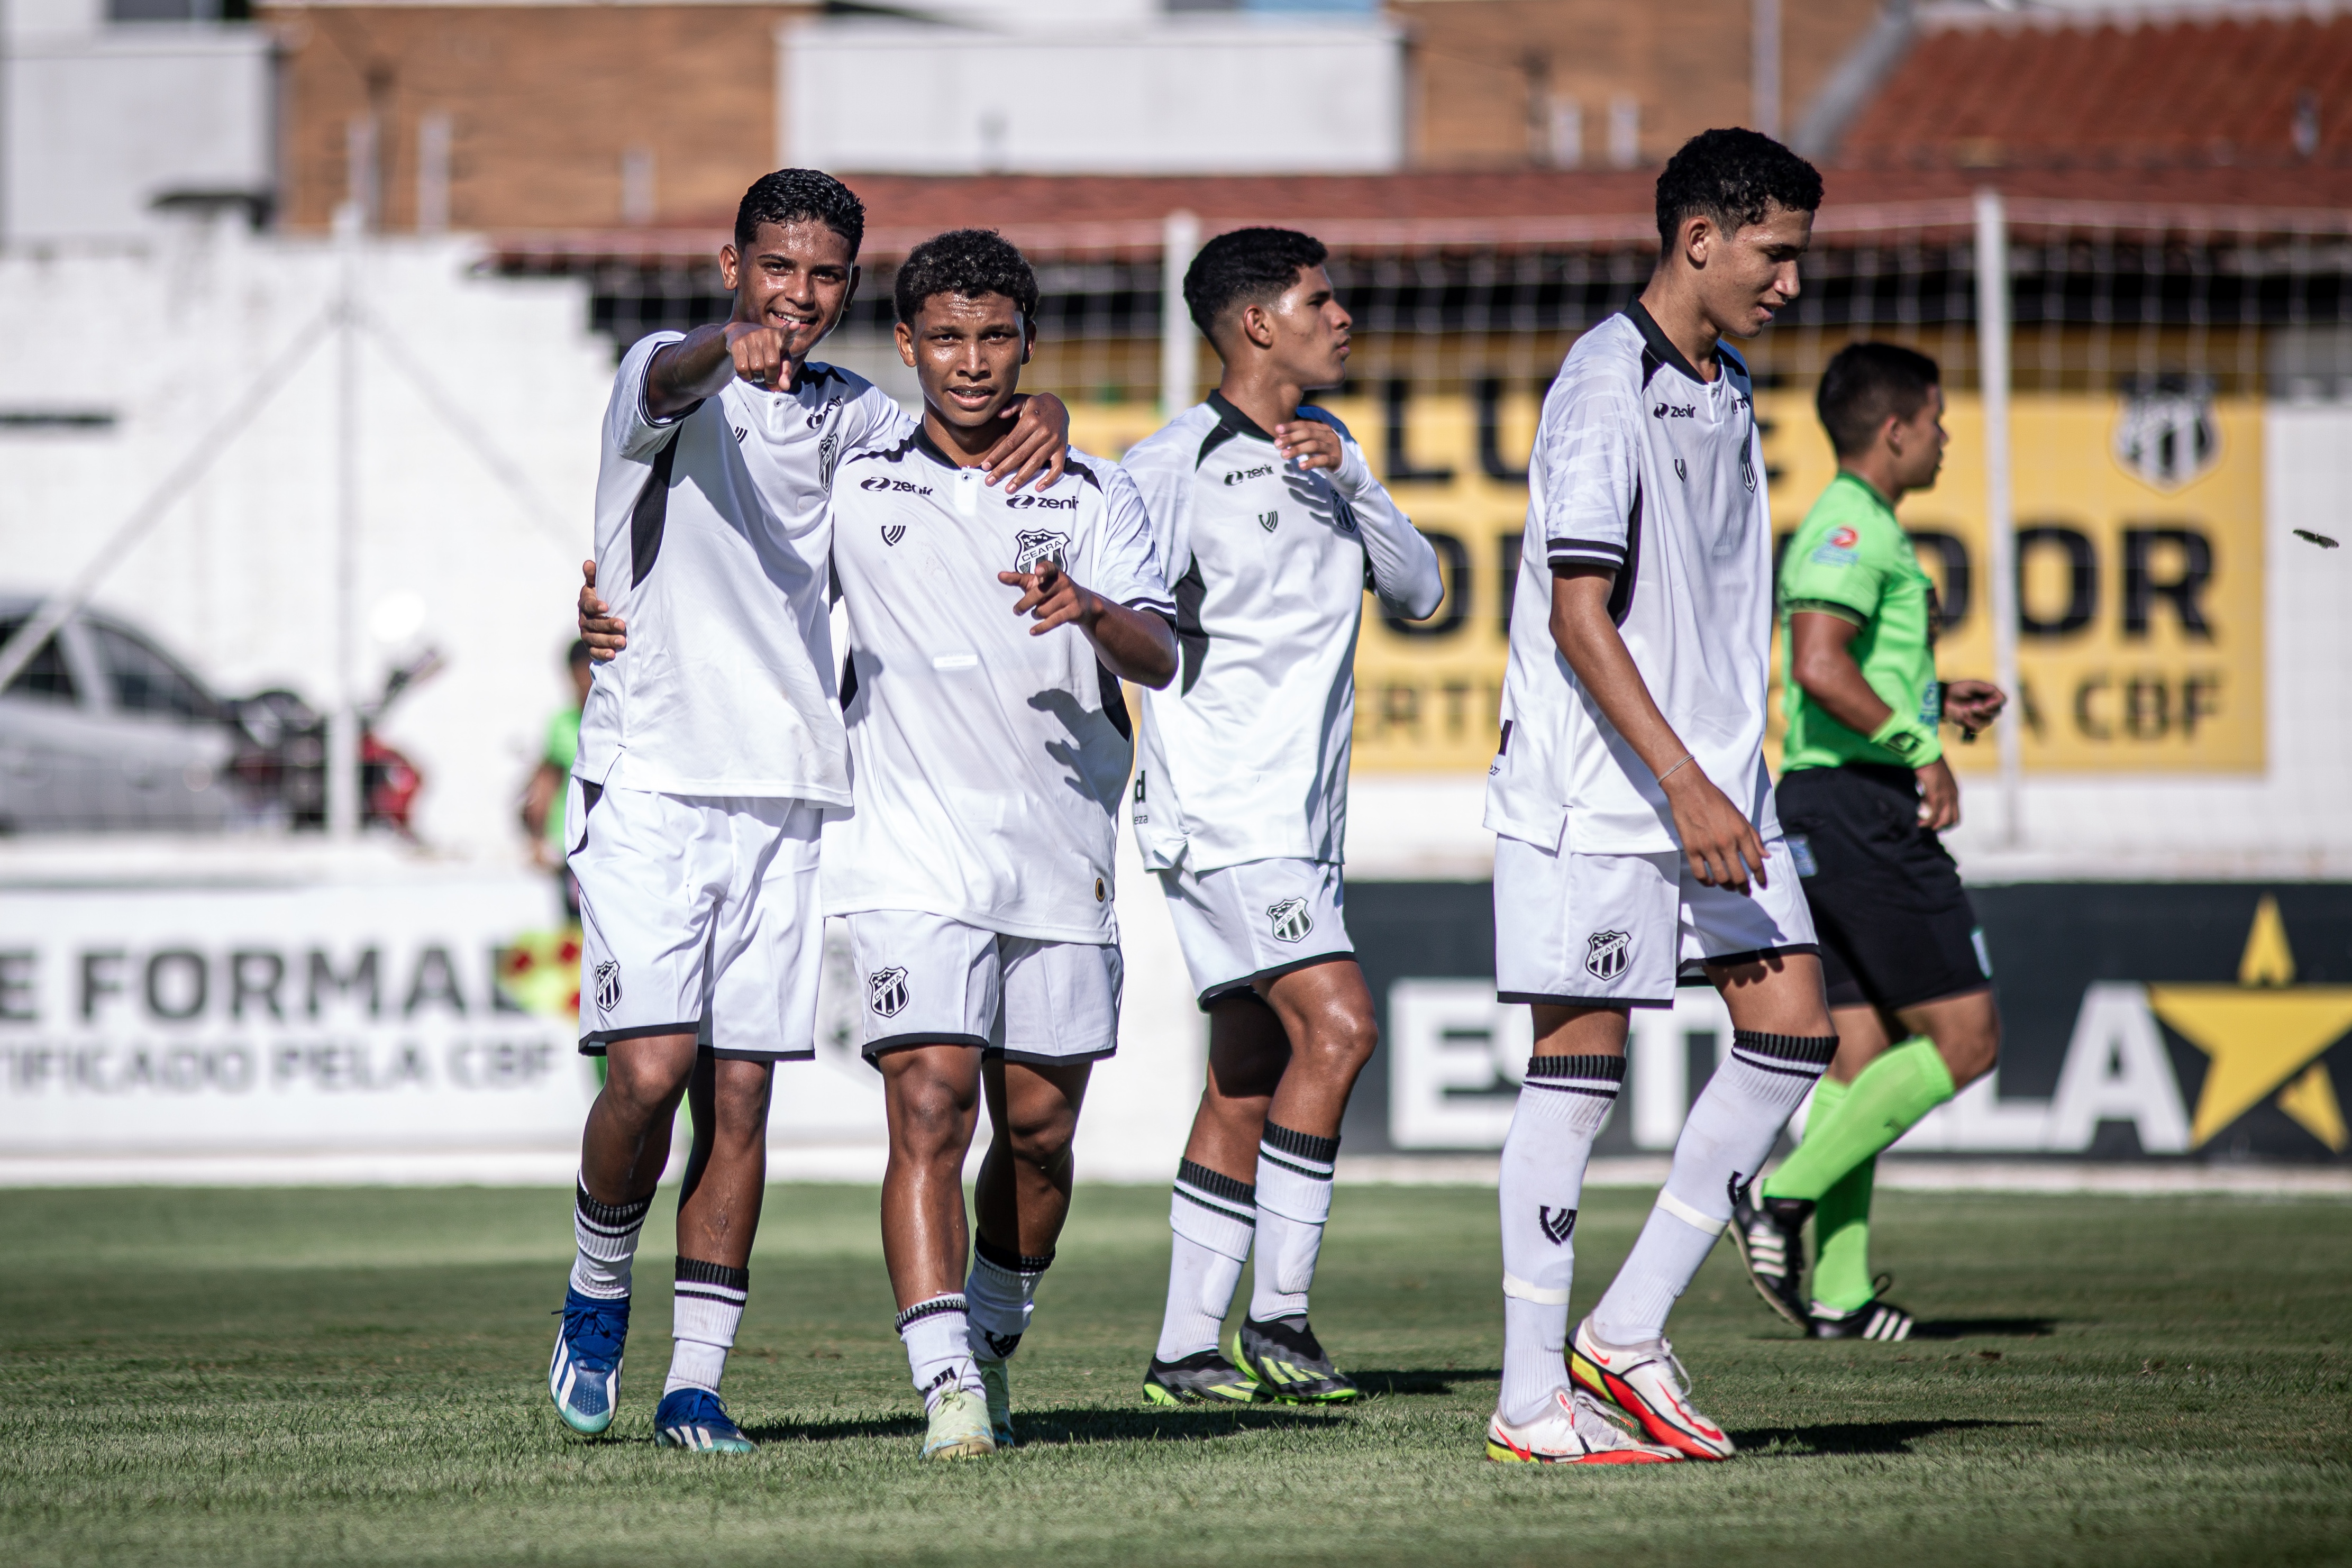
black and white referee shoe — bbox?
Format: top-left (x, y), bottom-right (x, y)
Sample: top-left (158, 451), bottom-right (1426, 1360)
top-left (1728, 1176), bottom-right (1812, 1330)
top-left (1808, 1277), bottom-right (1916, 1343)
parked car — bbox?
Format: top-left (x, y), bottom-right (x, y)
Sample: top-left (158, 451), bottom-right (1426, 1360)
top-left (0, 596), bottom-right (431, 834)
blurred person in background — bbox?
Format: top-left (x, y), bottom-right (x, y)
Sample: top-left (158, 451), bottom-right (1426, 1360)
top-left (1729, 341), bottom-right (2007, 1345)
top-left (521, 639), bottom-right (594, 915)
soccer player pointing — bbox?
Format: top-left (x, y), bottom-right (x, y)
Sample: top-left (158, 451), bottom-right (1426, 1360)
top-left (555, 174), bottom-right (1071, 1456)
top-left (1122, 229), bottom-right (1443, 1407)
top-left (1730, 343), bottom-right (2007, 1343)
top-left (1483, 130), bottom-right (1836, 1464)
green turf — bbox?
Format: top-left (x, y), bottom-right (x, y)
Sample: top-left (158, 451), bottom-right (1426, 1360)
top-left (2, 1182), bottom-right (2347, 1567)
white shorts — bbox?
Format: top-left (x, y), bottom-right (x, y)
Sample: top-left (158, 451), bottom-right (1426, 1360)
top-left (1156, 856), bottom-right (1353, 1008)
top-left (568, 781), bottom-right (824, 1062)
top-left (843, 909), bottom-right (1122, 1065)
top-left (1493, 834), bottom-right (1819, 1009)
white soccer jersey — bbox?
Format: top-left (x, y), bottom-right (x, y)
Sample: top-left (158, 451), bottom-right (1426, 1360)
top-left (1485, 303), bottom-right (1780, 856)
top-left (575, 334), bottom-right (915, 802)
top-left (821, 430), bottom-right (1176, 943)
top-left (1122, 395), bottom-right (1443, 872)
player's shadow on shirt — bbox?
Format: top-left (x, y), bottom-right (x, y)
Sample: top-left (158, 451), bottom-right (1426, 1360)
top-left (1726, 1417), bottom-right (2036, 1457)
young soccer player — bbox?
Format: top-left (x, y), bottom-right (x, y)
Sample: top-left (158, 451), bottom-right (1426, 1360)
top-left (824, 230), bottom-right (1177, 1461)
top-left (1729, 342), bottom-right (2007, 1343)
top-left (552, 173), bottom-right (1068, 1455)
top-left (1119, 228), bottom-right (1443, 1407)
top-left (1481, 129), bottom-right (1831, 1465)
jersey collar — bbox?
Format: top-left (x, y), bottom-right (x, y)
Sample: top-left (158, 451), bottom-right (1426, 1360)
top-left (1197, 390), bottom-right (1274, 469)
top-left (911, 423), bottom-right (983, 472)
top-left (1625, 298), bottom-right (1710, 389)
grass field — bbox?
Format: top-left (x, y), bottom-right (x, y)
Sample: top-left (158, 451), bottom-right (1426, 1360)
top-left (2, 1182), bottom-right (2348, 1567)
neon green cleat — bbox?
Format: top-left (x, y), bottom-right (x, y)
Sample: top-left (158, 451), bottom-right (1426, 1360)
top-left (1142, 1349), bottom-right (1261, 1407)
top-left (1227, 1317), bottom-right (1360, 1405)
top-left (976, 1357), bottom-right (1016, 1449)
top-left (920, 1387), bottom-right (997, 1461)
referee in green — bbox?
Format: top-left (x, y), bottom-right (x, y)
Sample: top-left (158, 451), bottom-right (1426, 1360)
top-left (1730, 342), bottom-right (2008, 1342)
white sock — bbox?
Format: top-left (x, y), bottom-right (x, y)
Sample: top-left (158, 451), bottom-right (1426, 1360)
top-left (1250, 1122), bottom-right (1338, 1324)
top-left (569, 1176), bottom-right (650, 1300)
top-left (1592, 1029), bottom-right (1836, 1346)
top-left (1156, 1159), bottom-right (1254, 1362)
top-left (965, 1236), bottom-right (1051, 1362)
top-left (897, 1293), bottom-right (980, 1412)
top-left (1498, 1054), bottom-right (1624, 1425)
top-left (663, 1257), bottom-right (747, 1397)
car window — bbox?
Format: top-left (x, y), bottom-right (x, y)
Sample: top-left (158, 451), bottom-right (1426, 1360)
top-left (87, 622), bottom-right (215, 721)
top-left (0, 617), bottom-right (77, 704)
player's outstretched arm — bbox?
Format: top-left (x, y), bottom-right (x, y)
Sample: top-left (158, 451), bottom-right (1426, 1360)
top-left (645, 323), bottom-right (794, 418)
top-left (578, 561), bottom-right (625, 663)
top-left (979, 394), bottom-right (1072, 494)
top-left (1550, 567), bottom-right (1766, 891)
top-left (1277, 413), bottom-right (1443, 620)
top-left (999, 561), bottom-right (1178, 689)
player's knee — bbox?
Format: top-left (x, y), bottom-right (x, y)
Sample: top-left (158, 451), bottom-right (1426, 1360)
top-left (1297, 1006), bottom-right (1379, 1082)
top-left (1941, 1014), bottom-right (2001, 1087)
top-left (886, 1069), bottom-right (975, 1156)
top-left (599, 1055), bottom-right (688, 1124)
top-left (707, 1067), bottom-right (775, 1145)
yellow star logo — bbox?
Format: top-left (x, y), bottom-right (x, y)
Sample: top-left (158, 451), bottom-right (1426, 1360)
top-left (2146, 896), bottom-right (2352, 1152)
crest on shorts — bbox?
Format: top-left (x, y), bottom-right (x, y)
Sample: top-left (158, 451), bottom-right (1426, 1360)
top-left (1014, 528), bottom-right (1070, 574)
top-left (592, 961), bottom-right (622, 1016)
top-left (1539, 1205), bottom-right (1576, 1245)
top-left (1584, 929), bottom-right (1630, 981)
top-left (868, 967), bottom-right (909, 1019)
top-left (1268, 898), bottom-right (1314, 944)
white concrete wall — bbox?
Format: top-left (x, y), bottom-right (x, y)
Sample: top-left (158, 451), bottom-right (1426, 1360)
top-left (5, 21), bottom-right (275, 245)
top-left (0, 219), bottom-right (605, 860)
top-left (780, 14), bottom-right (1405, 175)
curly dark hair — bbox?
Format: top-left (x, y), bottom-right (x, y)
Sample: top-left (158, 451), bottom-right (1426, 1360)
top-left (1182, 227), bottom-right (1330, 346)
top-left (1653, 129), bottom-right (1822, 254)
top-left (1817, 341), bottom-right (1941, 457)
top-left (734, 169), bottom-right (866, 257)
top-left (892, 229), bottom-right (1040, 326)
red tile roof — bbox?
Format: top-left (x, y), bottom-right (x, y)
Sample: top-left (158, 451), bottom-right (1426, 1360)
top-left (1842, 6), bottom-right (2352, 184)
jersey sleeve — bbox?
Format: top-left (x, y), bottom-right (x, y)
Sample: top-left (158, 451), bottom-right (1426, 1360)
top-left (1535, 366), bottom-right (1644, 572)
top-left (1780, 495), bottom-right (1892, 624)
top-left (604, 331), bottom-right (692, 461)
top-left (1113, 437), bottom-right (1192, 597)
top-left (1088, 461), bottom-right (1178, 617)
top-left (1300, 406), bottom-right (1443, 621)
top-left (840, 380), bottom-right (918, 451)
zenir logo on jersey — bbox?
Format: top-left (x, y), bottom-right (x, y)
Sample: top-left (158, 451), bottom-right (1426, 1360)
top-left (868, 967), bottom-right (910, 1019)
top-left (1653, 403), bottom-right (1695, 419)
top-left (1584, 929), bottom-right (1630, 981)
top-left (807, 394), bottom-right (843, 430)
top-left (881, 524), bottom-right (907, 546)
top-left (1539, 1205), bottom-right (1576, 1244)
top-left (1015, 529), bottom-right (1071, 573)
top-left (592, 961), bottom-right (623, 1016)
top-left (1007, 493), bottom-right (1078, 512)
top-left (1224, 464), bottom-right (1274, 486)
top-left (861, 475), bottom-right (933, 496)
top-left (1268, 898), bottom-right (1314, 944)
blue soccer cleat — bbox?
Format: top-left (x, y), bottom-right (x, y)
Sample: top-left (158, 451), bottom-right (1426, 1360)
top-left (548, 1288), bottom-right (629, 1435)
top-left (654, 1387), bottom-right (758, 1453)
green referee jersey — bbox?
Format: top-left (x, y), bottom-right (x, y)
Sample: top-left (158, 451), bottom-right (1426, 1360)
top-left (1778, 471), bottom-right (1942, 772)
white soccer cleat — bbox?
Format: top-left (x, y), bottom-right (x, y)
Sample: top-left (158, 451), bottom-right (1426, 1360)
top-left (920, 1387), bottom-right (997, 1462)
top-left (1486, 1388), bottom-right (1682, 1465)
top-left (1567, 1317), bottom-right (1736, 1461)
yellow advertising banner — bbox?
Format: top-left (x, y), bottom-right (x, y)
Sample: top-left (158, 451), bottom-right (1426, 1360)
top-left (1073, 375), bottom-right (2263, 777)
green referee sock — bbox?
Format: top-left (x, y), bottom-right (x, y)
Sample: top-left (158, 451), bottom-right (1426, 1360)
top-left (1811, 1137), bottom-right (1879, 1314)
top-left (1763, 1037), bottom-right (1955, 1205)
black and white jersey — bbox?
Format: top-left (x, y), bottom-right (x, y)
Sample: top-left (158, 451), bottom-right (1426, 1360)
top-left (576, 333), bottom-right (915, 802)
top-left (1122, 394), bottom-right (1443, 872)
top-left (1485, 303), bottom-right (1780, 856)
top-left (821, 431), bottom-right (1175, 944)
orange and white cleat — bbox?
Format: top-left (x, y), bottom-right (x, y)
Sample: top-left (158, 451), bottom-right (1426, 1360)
top-left (1567, 1317), bottom-right (1736, 1461)
top-left (1485, 1387), bottom-right (1682, 1465)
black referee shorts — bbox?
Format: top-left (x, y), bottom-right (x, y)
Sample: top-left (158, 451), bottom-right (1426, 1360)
top-left (1775, 762), bottom-right (1992, 1015)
